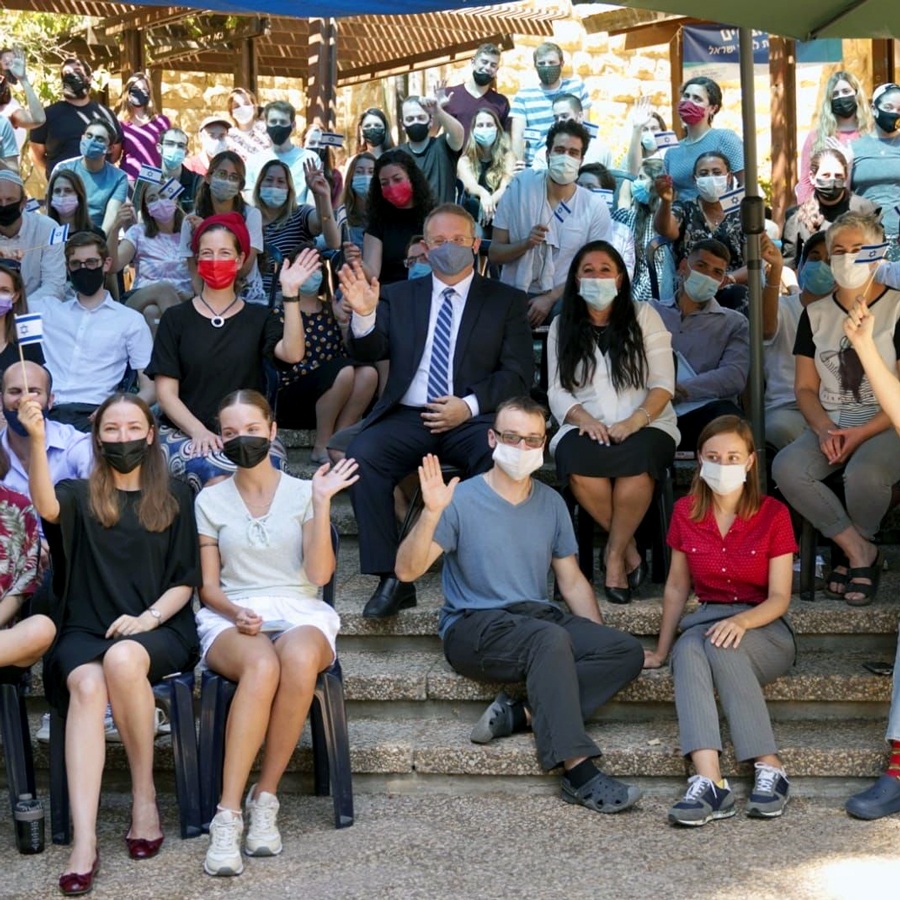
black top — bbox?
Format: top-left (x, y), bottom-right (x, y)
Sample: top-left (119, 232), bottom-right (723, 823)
top-left (31, 99), bottom-right (124, 177)
top-left (397, 136), bottom-right (461, 205)
top-left (0, 341), bottom-right (44, 384)
top-left (53, 478), bottom-right (199, 645)
top-left (365, 206), bottom-right (426, 286)
top-left (146, 301), bottom-right (282, 431)
top-left (176, 166), bottom-right (202, 216)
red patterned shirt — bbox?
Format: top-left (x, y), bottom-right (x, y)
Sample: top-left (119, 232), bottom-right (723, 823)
top-left (0, 485), bottom-right (40, 607)
top-left (667, 494), bottom-right (797, 604)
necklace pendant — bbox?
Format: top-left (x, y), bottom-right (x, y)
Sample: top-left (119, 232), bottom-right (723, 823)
top-left (210, 315), bottom-right (225, 328)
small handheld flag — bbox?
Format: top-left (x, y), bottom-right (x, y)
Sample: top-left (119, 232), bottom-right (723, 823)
top-left (655, 131), bottom-right (679, 149)
top-left (583, 122), bottom-right (599, 139)
top-left (24, 198), bottom-right (41, 213)
top-left (318, 132), bottom-right (344, 148)
top-left (523, 128), bottom-right (543, 143)
top-left (720, 187), bottom-right (745, 215)
top-left (855, 244), bottom-right (889, 264)
top-left (590, 187), bottom-right (615, 209)
top-left (15, 313), bottom-right (43, 345)
top-left (159, 178), bottom-right (185, 200)
top-left (137, 164), bottom-right (164, 185)
top-left (49, 223), bottom-right (69, 246)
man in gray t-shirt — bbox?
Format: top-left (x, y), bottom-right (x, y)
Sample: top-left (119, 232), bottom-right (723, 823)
top-left (396, 396), bottom-right (644, 815)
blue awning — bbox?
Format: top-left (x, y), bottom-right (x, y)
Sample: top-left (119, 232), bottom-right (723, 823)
top-left (122, 0), bottom-right (518, 18)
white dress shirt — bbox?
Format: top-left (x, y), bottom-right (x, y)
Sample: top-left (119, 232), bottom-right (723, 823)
top-left (351, 270), bottom-right (480, 416)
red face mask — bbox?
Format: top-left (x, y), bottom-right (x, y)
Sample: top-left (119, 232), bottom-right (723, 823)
top-left (197, 258), bottom-right (239, 289)
top-left (382, 180), bottom-right (413, 208)
top-left (678, 99), bottom-right (708, 125)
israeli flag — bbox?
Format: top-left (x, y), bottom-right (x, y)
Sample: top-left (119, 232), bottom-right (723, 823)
top-left (49, 223), bottom-right (69, 246)
top-left (655, 131), bottom-right (679, 149)
top-left (583, 122), bottom-right (599, 138)
top-left (553, 199), bottom-right (573, 224)
top-left (137, 164), bottom-right (164, 185)
top-left (590, 187), bottom-right (615, 208)
top-left (523, 128), bottom-right (543, 143)
top-left (159, 177), bottom-right (185, 200)
top-left (319, 132), bottom-right (344, 148)
top-left (15, 313), bottom-right (43, 345)
top-left (24, 198), bottom-right (41, 213)
top-left (856, 243), bottom-right (889, 264)
top-left (720, 187), bottom-right (745, 215)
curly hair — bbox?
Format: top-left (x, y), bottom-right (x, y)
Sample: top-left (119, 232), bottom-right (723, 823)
top-left (797, 148), bottom-right (849, 233)
top-left (366, 149), bottom-right (434, 235)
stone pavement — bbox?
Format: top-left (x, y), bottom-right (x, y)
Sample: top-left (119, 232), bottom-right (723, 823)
top-left (2, 789), bottom-right (899, 900)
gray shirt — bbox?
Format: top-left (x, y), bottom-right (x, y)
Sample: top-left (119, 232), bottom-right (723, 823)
top-left (649, 297), bottom-right (750, 403)
top-left (433, 475), bottom-right (578, 638)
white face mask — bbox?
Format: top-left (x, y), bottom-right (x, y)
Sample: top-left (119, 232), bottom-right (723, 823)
top-left (547, 153), bottom-right (580, 185)
top-left (695, 174), bottom-right (729, 202)
top-left (579, 277), bottom-right (618, 310)
top-left (232, 104), bottom-right (255, 125)
top-left (492, 442), bottom-right (544, 482)
top-left (831, 253), bottom-right (874, 290)
top-left (699, 460), bottom-right (748, 495)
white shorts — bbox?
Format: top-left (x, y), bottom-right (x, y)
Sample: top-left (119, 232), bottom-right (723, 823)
top-left (196, 594), bottom-right (341, 667)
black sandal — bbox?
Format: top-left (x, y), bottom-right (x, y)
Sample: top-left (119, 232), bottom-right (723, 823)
top-left (845, 552), bottom-right (883, 607)
top-left (824, 566), bottom-right (850, 598)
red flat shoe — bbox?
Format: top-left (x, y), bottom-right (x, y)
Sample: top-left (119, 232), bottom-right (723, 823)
top-left (125, 832), bottom-right (164, 860)
top-left (58, 854), bottom-right (99, 896)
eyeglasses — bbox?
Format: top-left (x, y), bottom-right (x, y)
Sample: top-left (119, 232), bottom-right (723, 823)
top-left (495, 431), bottom-right (545, 449)
top-left (403, 256), bottom-right (426, 268)
top-left (425, 237), bottom-right (474, 248)
top-left (211, 170), bottom-right (242, 184)
top-left (67, 257), bottom-right (103, 271)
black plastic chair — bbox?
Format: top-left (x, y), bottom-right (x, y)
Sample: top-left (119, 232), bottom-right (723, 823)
top-left (262, 242), bottom-right (285, 309)
top-left (645, 235), bottom-right (674, 301)
top-left (197, 524), bottom-right (353, 831)
top-left (0, 672), bottom-right (37, 820)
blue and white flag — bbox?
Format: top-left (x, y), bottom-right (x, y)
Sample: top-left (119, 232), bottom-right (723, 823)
top-left (720, 187), bottom-right (745, 215)
top-left (655, 131), bottom-right (679, 149)
top-left (523, 128), bottom-right (543, 144)
top-left (159, 177), bottom-right (185, 200)
top-left (49, 223), bottom-right (69, 246)
top-left (583, 121), bottom-right (599, 139)
top-left (856, 243), bottom-right (889, 264)
top-left (24, 198), bottom-right (41, 213)
top-left (15, 313), bottom-right (43, 345)
top-left (590, 187), bottom-right (614, 208)
top-left (319, 132), bottom-right (344, 148)
top-left (137, 164), bottom-right (164, 185)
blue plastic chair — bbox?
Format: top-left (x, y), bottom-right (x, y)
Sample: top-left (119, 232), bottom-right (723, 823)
top-left (0, 672), bottom-right (37, 821)
top-left (197, 524), bottom-right (353, 830)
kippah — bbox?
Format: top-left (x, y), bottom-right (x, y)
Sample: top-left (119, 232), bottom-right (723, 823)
top-left (0, 169), bottom-right (24, 187)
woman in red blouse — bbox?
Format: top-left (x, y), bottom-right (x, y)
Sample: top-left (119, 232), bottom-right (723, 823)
top-left (644, 415), bottom-right (797, 826)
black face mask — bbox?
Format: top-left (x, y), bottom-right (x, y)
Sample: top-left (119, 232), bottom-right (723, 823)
top-left (129, 88), bottom-right (150, 107)
top-left (0, 201), bottom-right (22, 228)
top-left (69, 266), bottom-right (106, 296)
top-left (266, 124), bottom-right (292, 147)
top-left (361, 125), bottom-right (386, 146)
top-left (830, 96), bottom-right (858, 119)
top-left (101, 438), bottom-right (149, 474)
top-left (62, 72), bottom-right (87, 98)
top-left (404, 122), bottom-right (430, 143)
top-left (536, 64), bottom-right (562, 86)
top-left (223, 435), bottom-right (271, 469)
top-left (875, 107), bottom-right (900, 134)
top-left (472, 71), bottom-right (494, 87)
top-left (815, 182), bottom-right (845, 202)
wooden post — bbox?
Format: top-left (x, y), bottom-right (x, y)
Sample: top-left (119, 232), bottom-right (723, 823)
top-left (871, 39), bottom-right (894, 88)
top-left (769, 36), bottom-right (797, 226)
top-left (120, 28), bottom-right (144, 79)
top-left (307, 17), bottom-right (337, 130)
top-left (670, 27), bottom-right (684, 138)
top-left (232, 38), bottom-right (258, 95)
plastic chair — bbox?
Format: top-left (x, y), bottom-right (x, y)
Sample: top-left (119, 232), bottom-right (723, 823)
top-left (0, 672), bottom-right (37, 819)
top-left (262, 242), bottom-right (285, 309)
top-left (197, 524), bottom-right (353, 831)
top-left (645, 235), bottom-right (674, 301)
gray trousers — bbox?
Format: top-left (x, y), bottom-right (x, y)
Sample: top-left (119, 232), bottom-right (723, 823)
top-left (671, 604), bottom-right (796, 761)
top-left (772, 426), bottom-right (900, 540)
top-left (443, 602), bottom-right (644, 770)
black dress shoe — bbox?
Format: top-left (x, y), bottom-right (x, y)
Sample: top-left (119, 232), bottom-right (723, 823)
top-left (362, 576), bottom-right (417, 618)
top-left (627, 558), bottom-right (649, 591)
top-left (604, 583), bottom-right (632, 605)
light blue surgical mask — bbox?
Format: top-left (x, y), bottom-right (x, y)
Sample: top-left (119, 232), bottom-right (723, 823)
top-left (683, 267), bottom-right (721, 304)
top-left (474, 126), bottom-right (498, 147)
top-left (161, 147), bottom-right (186, 169)
top-left (408, 260), bottom-right (432, 279)
top-left (798, 259), bottom-right (836, 295)
top-left (632, 181), bottom-right (651, 205)
top-left (351, 174), bottom-right (372, 196)
top-left (259, 186), bottom-right (288, 208)
top-left (300, 270), bottom-right (324, 294)
top-left (80, 137), bottom-right (106, 160)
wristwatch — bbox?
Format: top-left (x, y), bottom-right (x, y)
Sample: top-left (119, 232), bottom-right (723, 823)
top-left (147, 608), bottom-right (162, 623)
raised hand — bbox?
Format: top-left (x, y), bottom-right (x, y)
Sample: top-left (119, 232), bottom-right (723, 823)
top-left (629, 96), bottom-right (653, 130)
top-left (760, 232), bottom-right (784, 269)
top-left (9, 47), bottom-right (26, 80)
top-left (417, 453), bottom-right (459, 515)
top-left (337, 259), bottom-right (379, 316)
top-left (16, 399), bottom-right (46, 442)
top-left (115, 200), bottom-right (136, 231)
top-left (312, 457), bottom-right (360, 502)
top-left (655, 174), bottom-right (674, 203)
top-left (843, 299), bottom-right (875, 348)
top-left (303, 157), bottom-right (331, 199)
top-left (280, 246), bottom-right (322, 296)
top-left (433, 79), bottom-right (450, 110)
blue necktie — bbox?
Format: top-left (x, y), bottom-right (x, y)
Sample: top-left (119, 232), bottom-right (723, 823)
top-left (427, 287), bottom-right (455, 402)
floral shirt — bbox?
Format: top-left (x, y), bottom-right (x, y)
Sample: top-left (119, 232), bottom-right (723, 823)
top-left (672, 199), bottom-right (745, 273)
top-left (0, 485), bottom-right (40, 608)
top-left (278, 304), bottom-right (347, 386)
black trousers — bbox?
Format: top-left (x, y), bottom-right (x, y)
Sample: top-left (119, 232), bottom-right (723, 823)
top-left (443, 602), bottom-right (644, 770)
top-left (48, 403), bottom-right (96, 434)
top-left (347, 406), bottom-right (494, 575)
top-left (676, 400), bottom-right (745, 453)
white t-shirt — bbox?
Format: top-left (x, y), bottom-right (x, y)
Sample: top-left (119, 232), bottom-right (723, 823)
top-left (763, 291), bottom-right (803, 411)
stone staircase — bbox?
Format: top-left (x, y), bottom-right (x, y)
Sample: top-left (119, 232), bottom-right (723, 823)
top-left (4, 429), bottom-right (899, 802)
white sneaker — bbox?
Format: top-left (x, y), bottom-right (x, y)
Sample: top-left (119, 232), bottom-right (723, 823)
top-left (244, 784), bottom-right (282, 856)
top-left (35, 712), bottom-right (50, 743)
top-left (104, 704), bottom-right (121, 742)
top-left (204, 808), bottom-right (244, 876)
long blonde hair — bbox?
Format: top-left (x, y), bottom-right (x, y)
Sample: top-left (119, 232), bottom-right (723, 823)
top-left (811, 70), bottom-right (873, 154)
top-left (462, 107), bottom-right (514, 192)
top-left (116, 72), bottom-right (158, 120)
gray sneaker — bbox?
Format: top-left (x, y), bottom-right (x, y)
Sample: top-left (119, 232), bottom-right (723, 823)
top-left (470, 691), bottom-right (521, 744)
top-left (668, 775), bottom-right (736, 826)
top-left (746, 763), bottom-right (790, 818)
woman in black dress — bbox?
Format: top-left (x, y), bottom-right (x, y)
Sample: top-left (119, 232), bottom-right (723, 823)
top-left (20, 393), bottom-right (200, 895)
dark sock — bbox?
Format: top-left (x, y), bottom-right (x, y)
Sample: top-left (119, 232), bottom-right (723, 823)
top-left (564, 758), bottom-right (600, 789)
top-left (510, 701), bottom-right (529, 733)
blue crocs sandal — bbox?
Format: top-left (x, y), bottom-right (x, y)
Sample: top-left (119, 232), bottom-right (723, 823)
top-left (561, 770), bottom-right (642, 814)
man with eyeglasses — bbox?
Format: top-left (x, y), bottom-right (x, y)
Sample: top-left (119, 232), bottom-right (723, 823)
top-left (395, 395), bottom-right (645, 816)
top-left (55, 119), bottom-right (127, 236)
top-left (0, 170), bottom-right (66, 305)
top-left (32, 232), bottom-right (154, 432)
top-left (157, 126), bottom-right (200, 214)
top-left (444, 43), bottom-right (510, 144)
top-left (338, 202), bottom-right (532, 617)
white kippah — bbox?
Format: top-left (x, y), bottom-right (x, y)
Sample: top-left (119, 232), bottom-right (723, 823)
top-left (0, 168), bottom-right (24, 187)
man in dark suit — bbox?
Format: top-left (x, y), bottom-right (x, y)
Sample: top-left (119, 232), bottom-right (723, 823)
top-left (338, 203), bottom-right (533, 617)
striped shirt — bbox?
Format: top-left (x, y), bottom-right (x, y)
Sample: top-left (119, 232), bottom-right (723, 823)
top-left (509, 77), bottom-right (591, 165)
top-left (119, 115), bottom-right (171, 182)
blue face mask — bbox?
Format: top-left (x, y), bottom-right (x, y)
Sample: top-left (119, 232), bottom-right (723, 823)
top-left (259, 186), bottom-right (288, 208)
top-left (299, 270), bottom-right (323, 295)
top-left (161, 147), bottom-right (186, 169)
top-left (351, 174), bottom-right (372, 196)
top-left (798, 259), bottom-right (836, 295)
top-left (3, 405), bottom-right (48, 437)
top-left (632, 180), bottom-right (651, 205)
top-left (80, 137), bottom-right (107, 160)
top-left (408, 261), bottom-right (432, 279)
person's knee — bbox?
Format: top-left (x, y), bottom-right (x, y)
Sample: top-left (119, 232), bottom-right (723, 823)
top-left (530, 622), bottom-right (572, 659)
top-left (68, 668), bottom-right (107, 704)
top-left (237, 648), bottom-right (281, 696)
top-left (24, 614), bottom-right (56, 655)
top-left (670, 632), bottom-right (706, 670)
top-left (102, 642), bottom-right (150, 684)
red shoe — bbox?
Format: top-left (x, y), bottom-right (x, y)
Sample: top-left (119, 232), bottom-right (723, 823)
top-left (58, 854), bottom-right (99, 896)
top-left (125, 832), bottom-right (164, 860)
